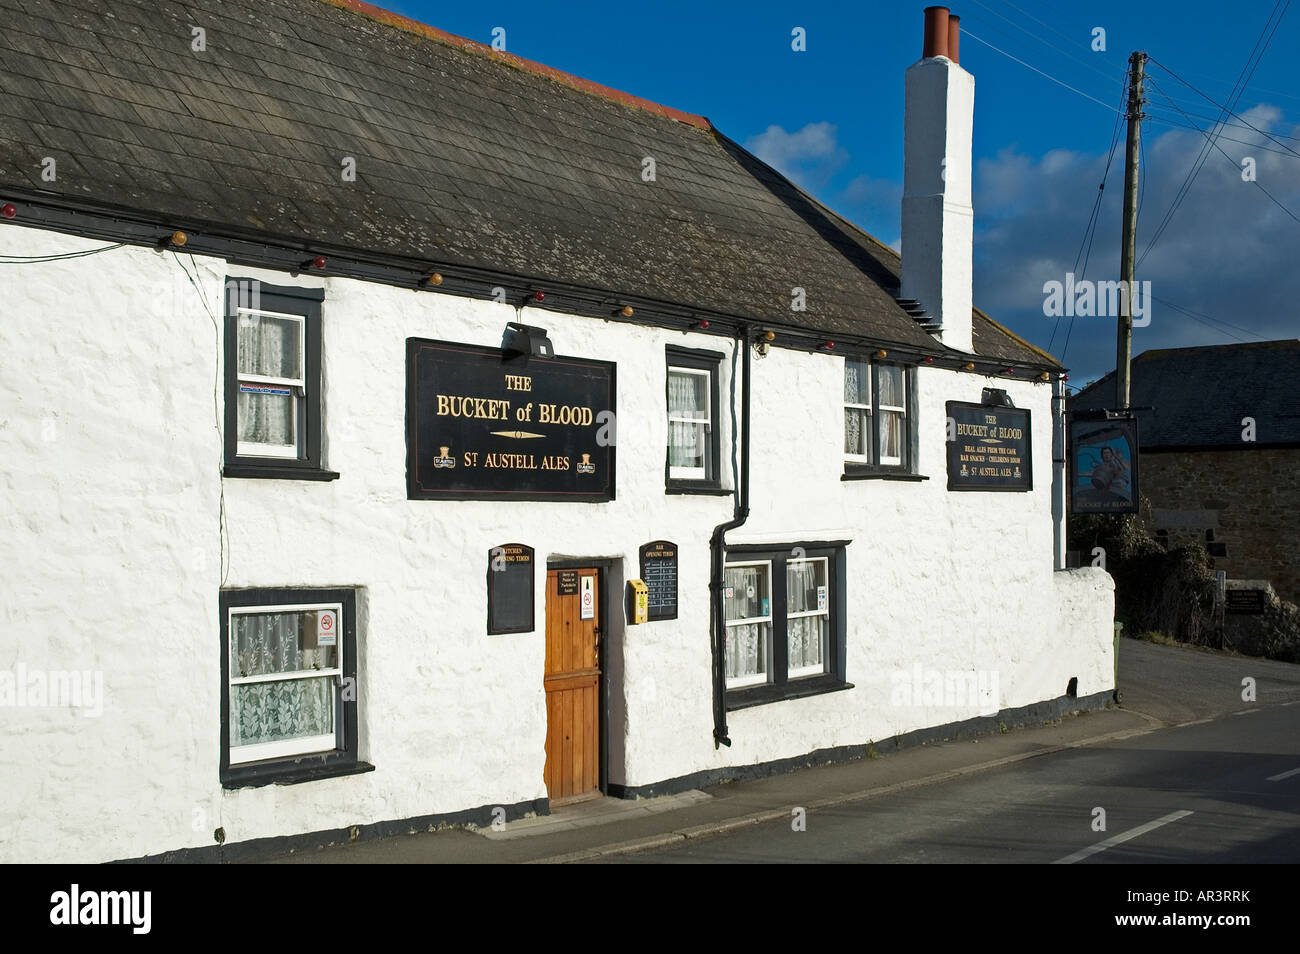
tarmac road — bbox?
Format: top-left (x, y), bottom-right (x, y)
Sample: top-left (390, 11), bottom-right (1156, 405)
top-left (263, 638), bottom-right (1300, 864)
top-left (600, 702), bottom-right (1300, 863)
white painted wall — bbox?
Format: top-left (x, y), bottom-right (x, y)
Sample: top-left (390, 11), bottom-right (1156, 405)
top-left (0, 225), bottom-right (1112, 862)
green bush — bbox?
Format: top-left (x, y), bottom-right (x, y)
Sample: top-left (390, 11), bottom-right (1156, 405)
top-left (1069, 503), bottom-right (1214, 647)
top-left (1069, 501), bottom-right (1300, 661)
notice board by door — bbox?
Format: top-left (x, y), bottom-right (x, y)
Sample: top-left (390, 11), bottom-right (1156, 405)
top-left (544, 568), bottom-right (600, 803)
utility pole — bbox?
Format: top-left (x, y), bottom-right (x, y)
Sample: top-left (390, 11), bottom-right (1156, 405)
top-left (1115, 51), bottom-right (1145, 409)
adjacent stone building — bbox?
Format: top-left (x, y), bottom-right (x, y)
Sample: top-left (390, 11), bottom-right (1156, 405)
top-left (1069, 340), bottom-right (1300, 605)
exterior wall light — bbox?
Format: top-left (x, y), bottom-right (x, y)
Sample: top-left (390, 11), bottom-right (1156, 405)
top-left (502, 322), bottom-right (554, 359)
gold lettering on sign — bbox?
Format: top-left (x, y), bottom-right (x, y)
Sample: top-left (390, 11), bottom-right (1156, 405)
top-left (484, 453), bottom-right (538, 469)
top-left (436, 395), bottom-right (512, 420)
top-left (504, 375), bottom-right (532, 391)
top-left (537, 404), bottom-right (594, 426)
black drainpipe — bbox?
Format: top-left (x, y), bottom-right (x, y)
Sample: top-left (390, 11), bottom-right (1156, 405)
top-left (710, 326), bottom-right (752, 748)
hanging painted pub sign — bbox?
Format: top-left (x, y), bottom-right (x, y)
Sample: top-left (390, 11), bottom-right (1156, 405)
top-left (1070, 414), bottom-right (1139, 514)
top-left (945, 401), bottom-right (1032, 491)
top-left (407, 339), bottom-right (616, 501)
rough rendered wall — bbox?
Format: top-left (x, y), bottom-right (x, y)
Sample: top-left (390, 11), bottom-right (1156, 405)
top-left (0, 226), bottom-right (1112, 861)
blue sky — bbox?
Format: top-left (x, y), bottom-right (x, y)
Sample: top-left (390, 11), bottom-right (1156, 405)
top-left (386, 1), bottom-right (1300, 385)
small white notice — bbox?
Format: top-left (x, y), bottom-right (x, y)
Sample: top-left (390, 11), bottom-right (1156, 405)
top-left (817, 586), bottom-right (827, 612)
top-left (317, 609), bottom-right (338, 647)
top-left (580, 576), bottom-right (595, 620)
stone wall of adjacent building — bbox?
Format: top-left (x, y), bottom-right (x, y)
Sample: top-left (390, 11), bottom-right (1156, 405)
top-left (1142, 448), bottom-right (1300, 606)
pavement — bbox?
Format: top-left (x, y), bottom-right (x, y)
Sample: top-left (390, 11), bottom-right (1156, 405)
top-left (262, 637), bottom-right (1300, 864)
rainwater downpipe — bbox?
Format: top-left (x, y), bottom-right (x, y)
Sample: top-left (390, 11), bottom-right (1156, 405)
top-left (710, 326), bottom-right (751, 747)
top-left (1052, 374), bottom-right (1066, 569)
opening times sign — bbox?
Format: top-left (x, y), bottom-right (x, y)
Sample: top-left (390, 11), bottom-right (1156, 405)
top-left (407, 339), bottom-right (616, 501)
top-left (946, 401), bottom-right (1032, 491)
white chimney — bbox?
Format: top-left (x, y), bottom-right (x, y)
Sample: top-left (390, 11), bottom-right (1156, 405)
top-left (901, 6), bottom-right (974, 353)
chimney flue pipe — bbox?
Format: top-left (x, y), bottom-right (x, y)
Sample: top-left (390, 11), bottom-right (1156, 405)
top-left (923, 6), bottom-right (950, 59)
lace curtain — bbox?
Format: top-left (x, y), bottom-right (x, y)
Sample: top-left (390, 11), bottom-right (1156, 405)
top-left (788, 615), bottom-right (825, 670)
top-left (876, 365), bottom-right (905, 461)
top-left (668, 370), bottom-right (707, 469)
top-left (237, 312), bottom-right (297, 447)
top-left (786, 561), bottom-right (825, 671)
top-left (879, 410), bottom-right (903, 460)
top-left (844, 361), bottom-right (870, 458)
top-left (724, 565), bottom-right (767, 681)
top-left (726, 623), bottom-right (767, 681)
top-left (876, 364), bottom-right (904, 406)
top-left (231, 612), bottom-right (336, 748)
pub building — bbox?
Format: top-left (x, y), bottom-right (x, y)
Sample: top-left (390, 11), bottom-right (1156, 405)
top-left (0, 2), bottom-right (1113, 862)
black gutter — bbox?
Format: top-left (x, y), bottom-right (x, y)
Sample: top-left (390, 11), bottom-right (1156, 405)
top-left (709, 327), bottom-right (752, 748)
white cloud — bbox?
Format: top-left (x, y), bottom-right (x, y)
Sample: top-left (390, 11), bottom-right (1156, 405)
top-left (968, 105), bottom-right (1300, 381)
top-left (744, 122), bottom-right (848, 188)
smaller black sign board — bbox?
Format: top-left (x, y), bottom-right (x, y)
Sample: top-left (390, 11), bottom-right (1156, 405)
top-left (946, 402), bottom-right (1032, 491)
top-left (1226, 589), bottom-right (1267, 615)
top-left (639, 540), bottom-right (678, 621)
top-left (557, 570), bottom-right (579, 595)
top-left (487, 543), bottom-right (534, 634)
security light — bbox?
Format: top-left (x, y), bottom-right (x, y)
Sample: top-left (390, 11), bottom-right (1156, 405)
top-left (502, 322), bottom-right (553, 359)
top-left (982, 387), bottom-right (1014, 408)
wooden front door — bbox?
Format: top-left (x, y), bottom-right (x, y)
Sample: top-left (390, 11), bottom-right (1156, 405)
top-left (544, 568), bottom-right (601, 804)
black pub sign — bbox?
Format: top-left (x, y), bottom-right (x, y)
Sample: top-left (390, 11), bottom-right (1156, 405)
top-left (946, 401), bottom-right (1032, 491)
top-left (407, 339), bottom-right (616, 501)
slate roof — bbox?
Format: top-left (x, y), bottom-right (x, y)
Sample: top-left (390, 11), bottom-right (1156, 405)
top-left (1068, 340), bottom-right (1300, 447)
top-left (0, 0), bottom-right (1053, 366)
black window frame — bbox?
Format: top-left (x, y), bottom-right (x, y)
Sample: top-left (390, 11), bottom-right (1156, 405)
top-left (223, 279), bottom-right (338, 481)
top-left (842, 359), bottom-right (926, 482)
top-left (723, 542), bottom-right (853, 711)
top-left (219, 586), bottom-right (372, 789)
top-left (665, 345), bottom-right (728, 495)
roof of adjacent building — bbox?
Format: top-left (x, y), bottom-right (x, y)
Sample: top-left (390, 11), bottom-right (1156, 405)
top-left (0, 0), bottom-right (1056, 367)
top-left (1068, 340), bottom-right (1300, 447)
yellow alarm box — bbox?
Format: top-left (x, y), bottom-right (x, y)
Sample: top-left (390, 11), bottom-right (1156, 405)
top-left (628, 579), bottom-right (649, 624)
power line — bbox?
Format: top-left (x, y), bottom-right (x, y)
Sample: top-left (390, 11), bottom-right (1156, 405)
top-left (999, 0), bottom-right (1099, 55)
top-left (0, 242), bottom-right (125, 263)
top-left (1050, 74), bottom-right (1129, 361)
top-left (965, 0), bottom-right (1117, 86)
top-left (172, 251), bottom-right (231, 588)
top-left (1148, 54), bottom-right (1300, 159)
top-left (960, 28), bottom-right (1122, 113)
top-left (1146, 77), bottom-right (1300, 227)
top-left (1136, 1), bottom-right (1289, 267)
top-left (1152, 296), bottom-right (1268, 342)
top-left (1144, 114), bottom-right (1300, 158)
top-left (1146, 64), bottom-right (1300, 107)
top-left (1143, 103), bottom-right (1300, 144)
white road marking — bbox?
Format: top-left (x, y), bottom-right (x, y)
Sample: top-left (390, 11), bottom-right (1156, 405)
top-left (1266, 767), bottom-right (1300, 782)
top-left (1053, 810), bottom-right (1194, 864)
